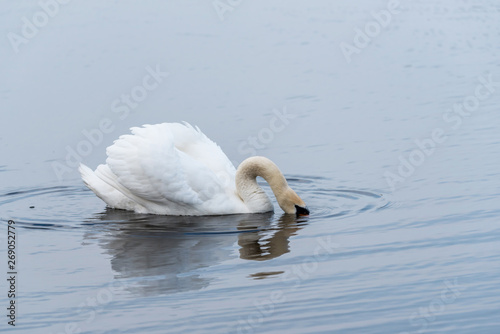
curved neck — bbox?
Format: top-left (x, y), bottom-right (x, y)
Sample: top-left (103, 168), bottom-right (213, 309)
top-left (235, 156), bottom-right (289, 212)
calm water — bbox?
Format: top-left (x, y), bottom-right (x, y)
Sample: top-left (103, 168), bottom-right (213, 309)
top-left (1, 0), bottom-right (500, 333)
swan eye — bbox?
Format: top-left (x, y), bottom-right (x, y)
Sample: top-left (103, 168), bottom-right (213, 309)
top-left (295, 205), bottom-right (310, 216)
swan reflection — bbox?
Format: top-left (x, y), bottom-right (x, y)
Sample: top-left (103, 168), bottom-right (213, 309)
top-left (237, 213), bottom-right (306, 261)
top-left (84, 209), bottom-right (308, 296)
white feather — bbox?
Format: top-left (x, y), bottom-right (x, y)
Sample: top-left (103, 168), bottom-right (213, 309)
top-left (80, 122), bottom-right (255, 215)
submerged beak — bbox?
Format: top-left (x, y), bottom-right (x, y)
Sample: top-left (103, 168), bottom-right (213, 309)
top-left (295, 205), bottom-right (310, 216)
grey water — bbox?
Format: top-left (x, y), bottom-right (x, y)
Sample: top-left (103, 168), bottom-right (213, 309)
top-left (1, 0), bottom-right (499, 333)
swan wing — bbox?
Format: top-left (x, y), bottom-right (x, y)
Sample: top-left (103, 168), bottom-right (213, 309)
top-left (99, 123), bottom-right (239, 214)
top-left (80, 122), bottom-right (243, 215)
top-left (163, 122), bottom-right (236, 187)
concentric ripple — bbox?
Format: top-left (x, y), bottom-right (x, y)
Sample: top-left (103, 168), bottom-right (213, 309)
top-left (286, 176), bottom-right (390, 221)
top-left (0, 176), bottom-right (390, 233)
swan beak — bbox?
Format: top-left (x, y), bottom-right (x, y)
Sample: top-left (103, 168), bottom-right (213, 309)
top-left (295, 205), bottom-right (310, 216)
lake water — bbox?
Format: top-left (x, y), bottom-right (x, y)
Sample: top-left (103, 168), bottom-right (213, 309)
top-left (1, 1), bottom-right (499, 333)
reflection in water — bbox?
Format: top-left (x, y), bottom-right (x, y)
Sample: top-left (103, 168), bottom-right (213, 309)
top-left (84, 209), bottom-right (308, 296)
top-left (249, 271), bottom-right (285, 280)
top-left (238, 214), bottom-right (308, 261)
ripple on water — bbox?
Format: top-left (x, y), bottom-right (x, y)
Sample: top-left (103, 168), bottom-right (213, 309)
top-left (0, 176), bottom-right (389, 234)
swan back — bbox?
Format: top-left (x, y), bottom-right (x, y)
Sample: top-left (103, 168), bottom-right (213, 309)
top-left (164, 123), bottom-right (236, 184)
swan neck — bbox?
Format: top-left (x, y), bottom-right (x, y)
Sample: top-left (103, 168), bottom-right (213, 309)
top-left (235, 157), bottom-right (289, 211)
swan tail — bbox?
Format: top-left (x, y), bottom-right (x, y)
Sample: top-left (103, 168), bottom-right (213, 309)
top-left (79, 163), bottom-right (146, 211)
top-left (79, 163), bottom-right (99, 192)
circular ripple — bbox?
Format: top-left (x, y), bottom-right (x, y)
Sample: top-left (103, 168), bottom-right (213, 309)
top-left (285, 176), bottom-right (389, 221)
top-left (1, 185), bottom-right (96, 230)
top-left (1, 177), bottom-right (390, 233)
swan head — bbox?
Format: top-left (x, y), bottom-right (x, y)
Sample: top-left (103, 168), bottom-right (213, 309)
top-left (278, 187), bottom-right (310, 216)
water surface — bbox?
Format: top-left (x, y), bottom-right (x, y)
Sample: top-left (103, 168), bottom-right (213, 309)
top-left (1, 1), bottom-right (499, 333)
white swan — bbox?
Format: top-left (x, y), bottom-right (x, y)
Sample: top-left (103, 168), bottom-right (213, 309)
top-left (79, 122), bottom-right (309, 216)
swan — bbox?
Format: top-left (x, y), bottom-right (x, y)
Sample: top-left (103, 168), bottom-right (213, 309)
top-left (79, 122), bottom-right (309, 216)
